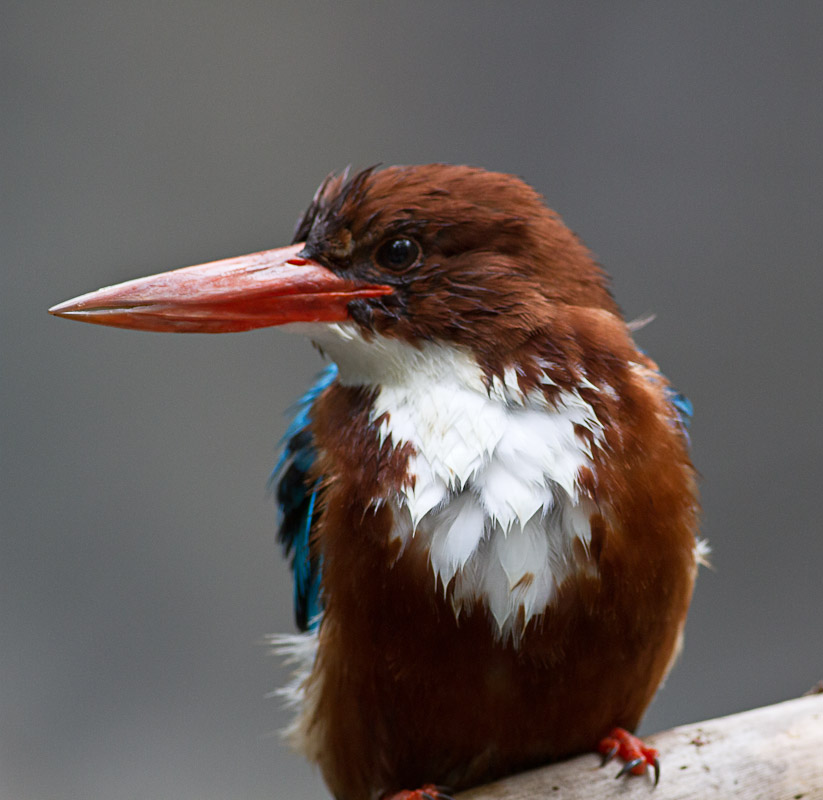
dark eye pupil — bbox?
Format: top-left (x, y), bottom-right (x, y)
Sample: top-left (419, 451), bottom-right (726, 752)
top-left (376, 237), bottom-right (419, 271)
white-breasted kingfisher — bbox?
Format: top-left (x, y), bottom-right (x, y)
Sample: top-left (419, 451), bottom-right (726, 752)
top-left (50, 165), bottom-right (702, 800)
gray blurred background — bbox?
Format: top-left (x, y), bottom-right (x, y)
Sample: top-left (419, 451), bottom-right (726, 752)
top-left (3, 3), bottom-right (822, 799)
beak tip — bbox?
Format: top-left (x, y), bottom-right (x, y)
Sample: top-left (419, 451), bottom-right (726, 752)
top-left (49, 299), bottom-right (80, 318)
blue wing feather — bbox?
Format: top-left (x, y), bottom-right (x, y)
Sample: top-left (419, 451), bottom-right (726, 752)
top-left (668, 390), bottom-right (693, 428)
top-left (637, 346), bottom-right (693, 444)
top-left (271, 364), bottom-right (337, 632)
top-left (668, 388), bottom-right (693, 440)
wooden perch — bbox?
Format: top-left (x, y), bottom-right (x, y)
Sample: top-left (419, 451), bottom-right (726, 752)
top-left (456, 692), bottom-right (823, 799)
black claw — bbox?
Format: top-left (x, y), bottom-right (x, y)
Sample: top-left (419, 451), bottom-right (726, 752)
top-left (652, 757), bottom-right (661, 787)
top-left (600, 744), bottom-right (619, 766)
top-left (616, 757), bottom-right (643, 778)
top-left (420, 787), bottom-right (453, 800)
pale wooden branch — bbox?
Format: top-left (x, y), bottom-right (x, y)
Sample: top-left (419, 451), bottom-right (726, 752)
top-left (456, 692), bottom-right (823, 800)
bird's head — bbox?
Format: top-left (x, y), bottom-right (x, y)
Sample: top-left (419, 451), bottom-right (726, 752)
top-left (50, 164), bottom-right (623, 382)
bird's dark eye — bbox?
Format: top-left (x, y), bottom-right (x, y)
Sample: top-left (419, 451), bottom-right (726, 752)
top-left (374, 237), bottom-right (421, 271)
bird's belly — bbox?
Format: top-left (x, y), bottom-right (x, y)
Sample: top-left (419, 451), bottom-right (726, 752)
top-left (306, 549), bottom-right (693, 800)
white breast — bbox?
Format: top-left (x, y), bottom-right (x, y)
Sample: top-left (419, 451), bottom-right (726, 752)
top-left (374, 353), bottom-right (603, 640)
top-left (299, 323), bottom-right (606, 642)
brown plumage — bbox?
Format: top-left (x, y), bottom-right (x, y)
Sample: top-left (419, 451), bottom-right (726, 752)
top-left (281, 166), bottom-right (699, 799)
top-left (49, 164), bottom-right (701, 800)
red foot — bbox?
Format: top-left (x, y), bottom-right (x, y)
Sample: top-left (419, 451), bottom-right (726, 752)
top-left (383, 785), bottom-right (453, 800)
top-left (598, 727), bottom-right (660, 785)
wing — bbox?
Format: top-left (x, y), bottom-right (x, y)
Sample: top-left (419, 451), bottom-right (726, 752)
top-left (636, 343), bottom-right (693, 445)
top-left (666, 386), bottom-right (693, 442)
top-left (271, 364), bottom-right (337, 632)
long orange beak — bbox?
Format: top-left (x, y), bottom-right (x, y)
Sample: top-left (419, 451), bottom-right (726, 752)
top-left (49, 243), bottom-right (392, 333)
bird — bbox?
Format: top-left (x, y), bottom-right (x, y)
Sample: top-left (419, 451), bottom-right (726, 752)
top-left (50, 164), bottom-right (702, 800)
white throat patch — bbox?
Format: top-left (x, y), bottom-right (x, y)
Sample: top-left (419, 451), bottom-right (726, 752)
top-left (297, 323), bottom-right (605, 641)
